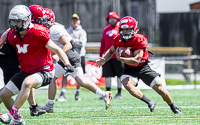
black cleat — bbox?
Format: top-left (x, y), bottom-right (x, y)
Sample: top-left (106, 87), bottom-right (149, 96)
top-left (148, 101), bottom-right (157, 112)
top-left (30, 104), bottom-right (46, 116)
top-left (172, 106), bottom-right (183, 114)
top-left (75, 92), bottom-right (81, 101)
top-left (75, 95), bottom-right (81, 101)
top-left (113, 93), bottom-right (122, 99)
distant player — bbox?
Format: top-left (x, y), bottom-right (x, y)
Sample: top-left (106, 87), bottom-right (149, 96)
top-left (96, 16), bottom-right (182, 114)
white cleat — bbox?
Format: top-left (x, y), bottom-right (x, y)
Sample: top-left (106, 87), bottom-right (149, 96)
top-left (102, 91), bottom-right (112, 110)
top-left (56, 95), bottom-right (67, 102)
top-left (0, 113), bottom-right (12, 124)
top-left (9, 116), bottom-right (26, 125)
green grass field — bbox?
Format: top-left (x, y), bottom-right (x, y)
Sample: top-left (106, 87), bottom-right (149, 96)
top-left (0, 88), bottom-right (200, 125)
top-left (166, 79), bottom-right (200, 85)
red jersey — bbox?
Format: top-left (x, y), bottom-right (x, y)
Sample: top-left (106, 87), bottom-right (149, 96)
top-left (99, 24), bottom-right (119, 58)
top-left (8, 23), bottom-right (54, 73)
top-left (113, 34), bottom-right (149, 67)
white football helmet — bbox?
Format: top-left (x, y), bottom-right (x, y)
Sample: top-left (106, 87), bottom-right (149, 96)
top-left (8, 5), bottom-right (32, 33)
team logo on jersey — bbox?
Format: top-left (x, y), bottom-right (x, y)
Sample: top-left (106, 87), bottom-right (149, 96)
top-left (106, 30), bottom-right (118, 37)
top-left (14, 35), bottom-right (16, 38)
top-left (16, 44), bottom-right (29, 54)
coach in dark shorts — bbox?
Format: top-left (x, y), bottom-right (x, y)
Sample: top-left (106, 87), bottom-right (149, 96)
top-left (102, 59), bottom-right (124, 95)
top-left (99, 11), bottom-right (123, 99)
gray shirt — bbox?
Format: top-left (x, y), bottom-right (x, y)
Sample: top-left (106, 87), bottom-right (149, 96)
top-left (67, 25), bottom-right (87, 56)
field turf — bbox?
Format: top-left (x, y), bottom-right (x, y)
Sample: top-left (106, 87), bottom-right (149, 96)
top-left (0, 88), bottom-right (200, 125)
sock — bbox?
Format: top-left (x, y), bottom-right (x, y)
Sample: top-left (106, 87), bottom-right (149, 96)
top-left (140, 95), bottom-right (151, 104)
top-left (169, 103), bottom-right (176, 110)
top-left (9, 105), bottom-right (21, 120)
top-left (61, 88), bottom-right (66, 93)
top-left (96, 88), bottom-right (103, 97)
top-left (106, 87), bottom-right (111, 91)
top-left (76, 89), bottom-right (81, 92)
top-left (48, 99), bottom-right (55, 104)
top-left (117, 88), bottom-right (122, 94)
top-left (75, 89), bottom-right (81, 96)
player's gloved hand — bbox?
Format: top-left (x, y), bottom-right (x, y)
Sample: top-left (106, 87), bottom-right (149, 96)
top-left (64, 64), bottom-right (74, 72)
top-left (74, 42), bottom-right (83, 49)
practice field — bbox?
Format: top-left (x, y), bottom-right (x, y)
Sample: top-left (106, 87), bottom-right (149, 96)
top-left (0, 88), bottom-right (200, 125)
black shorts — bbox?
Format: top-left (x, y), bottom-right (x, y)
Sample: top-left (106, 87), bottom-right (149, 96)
top-left (10, 71), bottom-right (53, 91)
top-left (0, 55), bottom-right (20, 84)
top-left (123, 62), bottom-right (160, 86)
top-left (81, 56), bottom-right (86, 73)
top-left (102, 58), bottom-right (124, 77)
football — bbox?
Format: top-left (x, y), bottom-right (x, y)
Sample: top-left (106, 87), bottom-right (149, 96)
top-left (118, 47), bottom-right (133, 57)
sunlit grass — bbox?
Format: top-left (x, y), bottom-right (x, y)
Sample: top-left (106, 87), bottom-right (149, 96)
top-left (0, 88), bottom-right (200, 124)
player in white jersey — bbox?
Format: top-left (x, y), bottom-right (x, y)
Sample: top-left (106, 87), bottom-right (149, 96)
top-left (57, 13), bottom-right (87, 102)
top-left (38, 8), bottom-right (112, 112)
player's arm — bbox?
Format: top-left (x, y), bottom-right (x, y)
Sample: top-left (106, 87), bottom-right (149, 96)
top-left (104, 46), bottom-right (116, 61)
top-left (52, 35), bottom-right (72, 61)
top-left (46, 39), bottom-right (71, 65)
top-left (59, 35), bottom-right (73, 52)
top-left (116, 48), bottom-right (143, 66)
top-left (0, 28), bottom-right (10, 49)
top-left (96, 45), bottom-right (116, 67)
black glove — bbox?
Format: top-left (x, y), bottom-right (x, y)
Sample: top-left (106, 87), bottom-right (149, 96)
top-left (74, 42), bottom-right (83, 49)
top-left (70, 40), bottom-right (76, 49)
top-left (64, 64), bottom-right (74, 72)
top-left (70, 39), bottom-right (82, 49)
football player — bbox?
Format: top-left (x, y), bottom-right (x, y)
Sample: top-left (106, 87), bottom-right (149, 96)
top-left (0, 29), bottom-right (20, 116)
top-left (35, 8), bottom-right (112, 113)
top-left (0, 5), bottom-right (73, 125)
top-left (0, 4), bottom-right (47, 117)
top-left (96, 16), bottom-right (182, 114)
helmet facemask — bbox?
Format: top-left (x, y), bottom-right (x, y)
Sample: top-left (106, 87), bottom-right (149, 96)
top-left (43, 16), bottom-right (52, 28)
top-left (119, 27), bottom-right (136, 40)
top-left (33, 16), bottom-right (44, 25)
